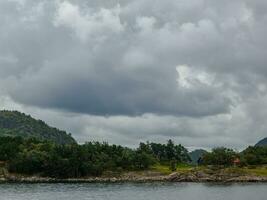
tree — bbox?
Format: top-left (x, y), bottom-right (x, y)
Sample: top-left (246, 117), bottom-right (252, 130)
top-left (166, 139), bottom-right (175, 160)
top-left (241, 146), bottom-right (267, 165)
top-left (202, 147), bottom-right (237, 166)
top-left (1, 136), bottom-right (190, 178)
top-left (132, 151), bottom-right (156, 170)
top-left (169, 160), bottom-right (177, 171)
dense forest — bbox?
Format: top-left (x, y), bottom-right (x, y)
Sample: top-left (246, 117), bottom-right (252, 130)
top-left (0, 136), bottom-right (191, 178)
top-left (0, 110), bottom-right (267, 178)
top-left (0, 136), bottom-right (267, 178)
top-left (200, 146), bottom-right (267, 166)
top-left (0, 110), bottom-right (76, 144)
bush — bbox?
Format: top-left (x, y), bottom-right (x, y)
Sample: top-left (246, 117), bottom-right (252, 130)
top-left (169, 160), bottom-right (177, 171)
top-left (202, 147), bottom-right (237, 166)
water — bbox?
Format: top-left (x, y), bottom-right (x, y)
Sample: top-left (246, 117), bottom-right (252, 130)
top-left (0, 183), bottom-right (266, 200)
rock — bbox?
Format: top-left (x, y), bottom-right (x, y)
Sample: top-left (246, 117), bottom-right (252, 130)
top-left (110, 177), bottom-right (117, 182)
top-left (0, 177), bottom-right (6, 182)
top-left (168, 172), bottom-right (179, 180)
top-left (186, 174), bottom-right (197, 182)
top-left (195, 171), bottom-right (208, 178)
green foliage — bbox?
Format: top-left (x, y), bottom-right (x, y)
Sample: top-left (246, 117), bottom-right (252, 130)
top-left (0, 136), bottom-right (158, 178)
top-left (0, 110), bottom-right (76, 145)
top-left (241, 146), bottom-right (267, 165)
top-left (141, 140), bottom-right (191, 164)
top-left (133, 151), bottom-right (156, 170)
top-left (2, 110), bottom-right (267, 178)
top-left (202, 147), bottom-right (238, 166)
top-left (0, 137), bottom-right (191, 178)
top-left (169, 160), bottom-right (177, 171)
top-left (0, 136), bottom-right (23, 161)
top-left (2, 135), bottom-right (267, 178)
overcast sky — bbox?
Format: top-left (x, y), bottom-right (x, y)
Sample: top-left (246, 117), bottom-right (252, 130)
top-left (1, 0), bottom-right (267, 150)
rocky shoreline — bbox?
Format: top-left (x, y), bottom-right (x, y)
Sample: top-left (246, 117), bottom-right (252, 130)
top-left (1, 171), bottom-right (267, 183)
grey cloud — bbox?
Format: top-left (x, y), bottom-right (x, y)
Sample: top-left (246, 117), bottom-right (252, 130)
top-left (1, 0), bottom-right (267, 149)
top-left (0, 0), bottom-right (244, 117)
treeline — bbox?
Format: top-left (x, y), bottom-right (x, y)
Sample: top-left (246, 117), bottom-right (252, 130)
top-left (1, 136), bottom-right (267, 178)
top-left (201, 146), bottom-right (267, 166)
top-left (0, 137), bottom-right (190, 178)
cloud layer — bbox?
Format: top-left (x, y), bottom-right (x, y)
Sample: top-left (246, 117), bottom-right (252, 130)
top-left (1, 0), bottom-right (267, 149)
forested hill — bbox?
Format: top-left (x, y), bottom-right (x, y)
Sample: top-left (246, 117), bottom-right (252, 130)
top-left (255, 137), bottom-right (267, 147)
top-left (0, 110), bottom-right (76, 144)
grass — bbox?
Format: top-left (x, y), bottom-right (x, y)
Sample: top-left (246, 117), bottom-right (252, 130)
top-left (151, 164), bottom-right (193, 175)
top-left (151, 163), bottom-right (267, 177)
top-left (209, 166), bottom-right (267, 176)
top-left (241, 166), bottom-right (267, 176)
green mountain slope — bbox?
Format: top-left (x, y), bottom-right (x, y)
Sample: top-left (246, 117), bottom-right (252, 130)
top-left (255, 138), bottom-right (267, 147)
top-left (0, 110), bottom-right (76, 144)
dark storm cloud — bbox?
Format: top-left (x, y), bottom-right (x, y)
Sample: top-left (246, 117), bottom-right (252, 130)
top-left (1, 0), bottom-right (267, 148)
top-left (0, 0), bottom-right (237, 116)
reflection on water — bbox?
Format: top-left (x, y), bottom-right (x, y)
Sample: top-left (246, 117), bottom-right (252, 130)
top-left (0, 182), bottom-right (266, 200)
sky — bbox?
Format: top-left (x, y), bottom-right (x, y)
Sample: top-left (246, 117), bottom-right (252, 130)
top-left (1, 0), bottom-right (267, 150)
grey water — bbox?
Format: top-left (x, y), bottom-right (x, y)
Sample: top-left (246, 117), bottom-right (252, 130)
top-left (0, 183), bottom-right (266, 200)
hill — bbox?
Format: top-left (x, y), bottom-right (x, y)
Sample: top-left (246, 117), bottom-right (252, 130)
top-left (189, 149), bottom-right (207, 164)
top-left (0, 110), bottom-right (76, 144)
top-left (255, 137), bottom-right (267, 147)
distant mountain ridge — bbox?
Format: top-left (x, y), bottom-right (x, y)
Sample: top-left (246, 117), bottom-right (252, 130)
top-left (255, 137), bottom-right (267, 147)
top-left (189, 149), bottom-right (207, 164)
top-left (0, 110), bottom-right (76, 144)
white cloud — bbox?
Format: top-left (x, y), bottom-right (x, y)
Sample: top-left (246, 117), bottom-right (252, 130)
top-left (54, 1), bottom-right (124, 41)
top-left (136, 16), bottom-right (156, 32)
top-left (176, 65), bottom-right (215, 88)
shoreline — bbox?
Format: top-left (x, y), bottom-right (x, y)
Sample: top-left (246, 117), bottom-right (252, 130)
top-left (1, 172), bottom-right (267, 183)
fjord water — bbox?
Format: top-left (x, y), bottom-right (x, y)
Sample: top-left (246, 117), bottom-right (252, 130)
top-left (0, 183), bottom-right (266, 200)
